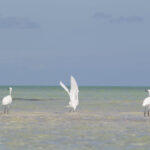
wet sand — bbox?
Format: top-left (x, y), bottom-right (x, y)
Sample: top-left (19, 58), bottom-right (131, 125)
top-left (0, 109), bottom-right (150, 150)
top-left (0, 86), bottom-right (149, 150)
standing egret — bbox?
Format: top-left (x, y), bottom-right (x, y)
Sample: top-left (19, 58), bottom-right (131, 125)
top-left (142, 89), bottom-right (150, 117)
top-left (60, 76), bottom-right (79, 112)
top-left (2, 87), bottom-right (13, 114)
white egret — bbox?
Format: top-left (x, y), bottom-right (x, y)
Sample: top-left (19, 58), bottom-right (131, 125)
top-left (60, 76), bottom-right (79, 112)
top-left (142, 89), bottom-right (150, 117)
top-left (2, 87), bottom-right (13, 114)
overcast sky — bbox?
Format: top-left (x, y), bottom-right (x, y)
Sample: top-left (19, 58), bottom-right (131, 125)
top-left (0, 0), bottom-right (150, 86)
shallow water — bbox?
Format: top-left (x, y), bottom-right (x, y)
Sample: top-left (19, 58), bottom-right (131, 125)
top-left (0, 86), bottom-right (150, 150)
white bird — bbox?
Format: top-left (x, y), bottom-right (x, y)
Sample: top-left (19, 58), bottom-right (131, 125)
top-left (60, 76), bottom-right (79, 112)
top-left (2, 87), bottom-right (13, 114)
top-left (142, 89), bottom-right (150, 117)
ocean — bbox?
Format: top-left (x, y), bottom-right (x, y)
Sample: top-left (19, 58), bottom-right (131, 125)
top-left (0, 86), bottom-right (149, 150)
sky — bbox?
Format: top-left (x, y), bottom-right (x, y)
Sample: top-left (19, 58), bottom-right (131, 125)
top-left (0, 0), bottom-right (150, 86)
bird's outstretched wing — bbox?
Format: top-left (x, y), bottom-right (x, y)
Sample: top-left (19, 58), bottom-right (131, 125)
top-left (70, 76), bottom-right (79, 93)
top-left (70, 76), bottom-right (79, 108)
top-left (60, 81), bottom-right (70, 95)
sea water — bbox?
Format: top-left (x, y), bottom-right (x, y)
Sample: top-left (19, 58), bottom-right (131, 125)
top-left (0, 86), bottom-right (149, 150)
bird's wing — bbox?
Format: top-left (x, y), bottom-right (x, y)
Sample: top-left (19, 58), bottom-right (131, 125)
top-left (70, 76), bottom-right (79, 93)
top-left (2, 95), bottom-right (12, 105)
top-left (60, 81), bottom-right (70, 95)
top-left (70, 76), bottom-right (79, 106)
top-left (143, 97), bottom-right (150, 107)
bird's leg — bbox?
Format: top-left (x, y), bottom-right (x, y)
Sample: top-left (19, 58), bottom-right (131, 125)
top-left (5, 106), bottom-right (7, 114)
top-left (72, 108), bottom-right (75, 112)
top-left (69, 107), bottom-right (74, 112)
top-left (7, 105), bottom-right (9, 114)
top-left (69, 108), bottom-right (72, 112)
top-left (144, 107), bottom-right (146, 117)
top-left (148, 109), bottom-right (150, 117)
top-left (4, 106), bottom-right (6, 114)
top-left (72, 108), bottom-right (74, 112)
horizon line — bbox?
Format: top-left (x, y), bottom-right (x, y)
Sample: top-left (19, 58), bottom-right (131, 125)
top-left (0, 85), bottom-right (150, 87)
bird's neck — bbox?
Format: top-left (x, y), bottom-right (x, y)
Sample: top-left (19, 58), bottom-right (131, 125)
top-left (9, 90), bottom-right (12, 96)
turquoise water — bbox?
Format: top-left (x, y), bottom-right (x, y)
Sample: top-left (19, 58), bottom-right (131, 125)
top-left (0, 86), bottom-right (150, 150)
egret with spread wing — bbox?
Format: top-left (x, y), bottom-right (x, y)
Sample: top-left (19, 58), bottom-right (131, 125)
top-left (142, 89), bottom-right (150, 117)
top-left (2, 87), bottom-right (13, 114)
top-left (60, 76), bottom-right (79, 112)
